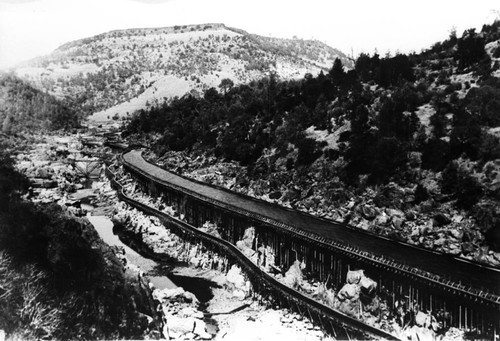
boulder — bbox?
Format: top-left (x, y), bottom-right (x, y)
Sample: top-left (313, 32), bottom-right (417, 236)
top-left (153, 287), bottom-right (198, 304)
top-left (338, 283), bottom-right (360, 300)
top-left (183, 291), bottom-right (198, 304)
top-left (449, 229), bottom-right (463, 241)
top-left (446, 243), bottom-right (462, 255)
top-left (167, 315), bottom-right (195, 336)
top-left (111, 212), bottom-right (128, 226)
top-left (374, 213), bottom-right (389, 226)
top-left (357, 219), bottom-right (371, 231)
top-left (189, 256), bottom-right (202, 267)
top-left (386, 208), bottom-right (405, 218)
top-left (283, 260), bottom-right (305, 288)
top-left (346, 269), bottom-right (364, 284)
top-left (232, 289), bottom-right (246, 300)
top-left (226, 265), bottom-right (246, 291)
top-left (360, 205), bottom-right (378, 220)
top-left (433, 237), bottom-right (446, 247)
top-left (392, 217), bottom-right (405, 229)
top-left (338, 296), bottom-right (360, 317)
top-left (193, 319), bottom-right (211, 339)
top-left (240, 227), bottom-right (255, 249)
top-left (414, 311), bottom-right (427, 327)
top-left (359, 276), bottom-right (377, 294)
top-left (35, 167), bottom-right (52, 179)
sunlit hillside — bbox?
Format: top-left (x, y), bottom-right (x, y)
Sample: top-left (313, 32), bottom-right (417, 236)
top-left (15, 23), bottom-right (350, 121)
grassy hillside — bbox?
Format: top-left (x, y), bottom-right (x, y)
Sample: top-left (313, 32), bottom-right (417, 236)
top-left (14, 23), bottom-right (350, 121)
top-left (124, 21), bottom-right (500, 268)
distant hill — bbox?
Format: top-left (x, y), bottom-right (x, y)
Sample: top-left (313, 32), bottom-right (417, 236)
top-left (14, 23), bottom-right (351, 121)
top-left (0, 73), bottom-right (79, 133)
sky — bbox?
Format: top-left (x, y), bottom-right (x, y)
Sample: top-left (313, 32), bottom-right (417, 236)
top-left (0, 0), bottom-right (499, 69)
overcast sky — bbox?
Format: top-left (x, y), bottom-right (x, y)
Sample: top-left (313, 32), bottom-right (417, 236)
top-left (0, 0), bottom-right (499, 69)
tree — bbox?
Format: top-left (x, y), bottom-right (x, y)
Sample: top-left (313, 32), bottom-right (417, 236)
top-left (355, 53), bottom-right (372, 81)
top-left (455, 29), bottom-right (486, 68)
top-left (350, 104), bottom-right (370, 134)
top-left (296, 136), bottom-right (321, 166)
top-left (441, 161), bottom-right (483, 209)
top-left (329, 58), bottom-right (345, 85)
top-left (219, 78), bottom-right (234, 96)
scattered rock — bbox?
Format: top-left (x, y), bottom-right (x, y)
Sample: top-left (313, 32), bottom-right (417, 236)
top-left (360, 205), bottom-right (378, 220)
top-left (449, 229), bottom-right (463, 241)
top-left (446, 243), bottom-right (462, 255)
top-left (392, 216), bottom-right (405, 229)
top-left (374, 213), bottom-right (389, 226)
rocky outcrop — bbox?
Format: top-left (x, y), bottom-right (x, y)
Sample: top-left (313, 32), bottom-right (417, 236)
top-left (153, 287), bottom-right (213, 340)
top-left (226, 265), bottom-right (252, 300)
top-left (336, 270), bottom-right (377, 318)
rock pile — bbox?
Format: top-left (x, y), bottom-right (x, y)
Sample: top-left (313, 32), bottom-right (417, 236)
top-left (14, 135), bottom-right (110, 216)
top-left (153, 287), bottom-right (212, 340)
top-left (335, 270), bottom-right (378, 319)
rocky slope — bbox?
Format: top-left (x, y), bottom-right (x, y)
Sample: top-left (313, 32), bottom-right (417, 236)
top-left (127, 21), bottom-right (500, 268)
top-left (14, 23), bottom-right (350, 121)
top-left (0, 135), bottom-right (160, 340)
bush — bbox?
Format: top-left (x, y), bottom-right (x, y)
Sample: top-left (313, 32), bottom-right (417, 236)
top-left (472, 200), bottom-right (500, 250)
top-left (0, 254), bottom-right (62, 340)
top-left (441, 161), bottom-right (483, 209)
top-left (455, 29), bottom-right (486, 68)
top-left (295, 137), bottom-right (321, 166)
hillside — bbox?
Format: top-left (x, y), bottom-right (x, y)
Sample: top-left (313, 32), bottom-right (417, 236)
top-left (14, 23), bottom-right (350, 121)
top-left (124, 21), bottom-right (500, 268)
top-left (0, 73), bottom-right (79, 133)
top-left (0, 138), bottom-right (157, 340)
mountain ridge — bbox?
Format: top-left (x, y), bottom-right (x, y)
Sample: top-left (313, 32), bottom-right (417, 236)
top-left (14, 23), bottom-right (351, 121)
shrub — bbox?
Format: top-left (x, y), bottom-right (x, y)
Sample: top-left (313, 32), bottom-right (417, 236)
top-left (0, 253), bottom-right (62, 339)
top-left (441, 161), bottom-right (483, 209)
top-left (295, 137), bottom-right (321, 166)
